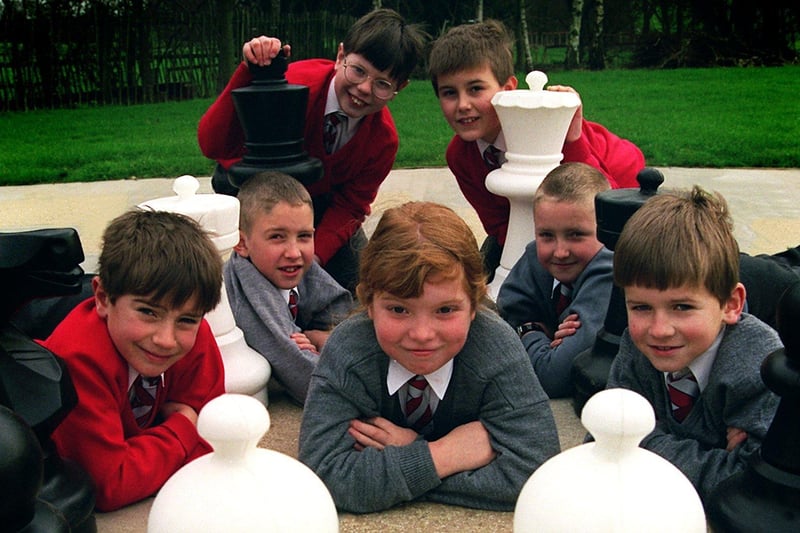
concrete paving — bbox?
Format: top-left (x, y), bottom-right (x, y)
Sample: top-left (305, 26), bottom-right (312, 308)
top-left (2, 166), bottom-right (799, 532)
top-left (3, 167), bottom-right (800, 272)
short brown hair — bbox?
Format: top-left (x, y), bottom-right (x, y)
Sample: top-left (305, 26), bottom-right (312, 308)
top-left (342, 8), bottom-right (428, 84)
top-left (237, 171), bottom-right (312, 234)
top-left (97, 209), bottom-right (222, 313)
top-left (614, 185), bottom-right (740, 304)
top-left (356, 202), bottom-right (486, 309)
top-left (534, 162), bottom-right (610, 210)
top-left (428, 19), bottom-right (514, 94)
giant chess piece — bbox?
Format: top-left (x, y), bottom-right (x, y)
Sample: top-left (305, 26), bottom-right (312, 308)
top-left (0, 228), bottom-right (96, 532)
top-left (706, 280), bottom-right (800, 531)
top-left (514, 388), bottom-right (705, 532)
top-left (486, 71), bottom-right (581, 298)
top-left (571, 167), bottom-right (664, 414)
top-left (148, 393), bottom-right (338, 532)
top-left (0, 405), bottom-right (69, 532)
top-left (140, 176), bottom-right (272, 405)
top-left (227, 50), bottom-right (324, 190)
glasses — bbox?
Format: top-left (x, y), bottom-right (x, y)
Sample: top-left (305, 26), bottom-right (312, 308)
top-left (342, 59), bottom-right (397, 100)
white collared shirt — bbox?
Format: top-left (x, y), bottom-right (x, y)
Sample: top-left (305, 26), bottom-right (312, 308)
top-left (282, 287), bottom-right (300, 306)
top-left (387, 358), bottom-right (454, 414)
top-left (127, 365), bottom-right (164, 391)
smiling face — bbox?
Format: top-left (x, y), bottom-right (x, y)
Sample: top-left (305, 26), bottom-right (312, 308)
top-left (234, 201), bottom-right (315, 290)
top-left (333, 47), bottom-right (403, 120)
top-left (534, 197), bottom-right (603, 285)
top-left (367, 273), bottom-right (476, 376)
top-left (435, 63), bottom-right (517, 144)
top-left (94, 279), bottom-right (203, 378)
top-left (624, 283), bottom-right (744, 374)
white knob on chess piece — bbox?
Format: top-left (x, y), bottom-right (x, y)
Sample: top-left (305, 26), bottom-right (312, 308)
top-left (514, 388), bottom-right (705, 532)
top-left (148, 394), bottom-right (338, 532)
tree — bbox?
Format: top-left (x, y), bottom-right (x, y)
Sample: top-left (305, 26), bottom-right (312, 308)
top-left (214, 0), bottom-right (235, 93)
top-left (587, 0), bottom-right (605, 69)
top-left (518, 0), bottom-right (534, 72)
top-left (565, 0), bottom-right (583, 68)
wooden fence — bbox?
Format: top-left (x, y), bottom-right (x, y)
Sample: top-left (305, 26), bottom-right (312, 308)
top-left (0, 10), bottom-right (355, 111)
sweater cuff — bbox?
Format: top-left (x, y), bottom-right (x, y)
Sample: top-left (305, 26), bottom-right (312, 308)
top-left (162, 412), bottom-right (203, 457)
top-left (391, 440), bottom-right (441, 496)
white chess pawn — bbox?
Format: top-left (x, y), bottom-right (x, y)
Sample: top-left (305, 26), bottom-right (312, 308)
top-left (148, 393), bottom-right (338, 532)
top-left (514, 388), bottom-right (705, 532)
top-left (139, 175), bottom-right (271, 405)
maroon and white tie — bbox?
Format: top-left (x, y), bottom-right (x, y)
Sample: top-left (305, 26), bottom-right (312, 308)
top-left (483, 144), bottom-right (502, 170)
top-left (405, 375), bottom-right (433, 432)
top-left (130, 375), bottom-right (160, 428)
top-left (667, 370), bottom-right (699, 422)
top-left (288, 289), bottom-right (298, 321)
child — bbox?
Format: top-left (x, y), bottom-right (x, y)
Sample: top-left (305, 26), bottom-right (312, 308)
top-left (224, 171), bottom-right (353, 404)
top-left (497, 162), bottom-right (612, 398)
top-left (42, 210), bottom-right (226, 511)
top-left (427, 20), bottom-right (645, 277)
top-left (199, 9), bottom-right (427, 292)
top-left (298, 201), bottom-right (560, 513)
top-left (607, 186), bottom-right (781, 504)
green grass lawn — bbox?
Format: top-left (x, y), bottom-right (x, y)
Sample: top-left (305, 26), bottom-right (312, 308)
top-left (1, 65), bottom-right (798, 186)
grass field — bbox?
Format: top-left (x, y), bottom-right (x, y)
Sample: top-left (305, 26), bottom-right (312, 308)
top-left (1, 65), bottom-right (798, 186)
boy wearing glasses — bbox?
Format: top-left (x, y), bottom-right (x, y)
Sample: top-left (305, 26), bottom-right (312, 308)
top-left (199, 9), bottom-right (427, 292)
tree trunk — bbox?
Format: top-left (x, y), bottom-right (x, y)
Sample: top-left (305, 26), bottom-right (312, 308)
top-left (215, 0), bottom-right (235, 94)
top-left (477, 0), bottom-right (484, 22)
top-left (519, 0), bottom-right (534, 72)
top-left (565, 0), bottom-right (583, 68)
top-left (588, 0), bottom-right (605, 70)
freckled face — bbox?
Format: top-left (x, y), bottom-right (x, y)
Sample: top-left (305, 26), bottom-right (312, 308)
top-left (625, 283), bottom-right (743, 374)
top-left (367, 273), bottom-right (476, 376)
top-left (435, 64), bottom-right (517, 143)
top-left (235, 202), bottom-right (315, 290)
top-left (534, 198), bottom-right (603, 285)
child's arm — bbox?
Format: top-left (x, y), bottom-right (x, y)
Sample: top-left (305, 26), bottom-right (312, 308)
top-left (348, 417), bottom-right (496, 476)
top-left (498, 246), bottom-right (614, 398)
top-left (311, 130), bottom-right (397, 265)
top-left (225, 256), bottom-right (322, 403)
top-left (197, 61), bottom-right (251, 165)
top-left (608, 329), bottom-right (779, 502)
top-left (560, 116), bottom-right (646, 189)
top-left (299, 372), bottom-right (443, 514)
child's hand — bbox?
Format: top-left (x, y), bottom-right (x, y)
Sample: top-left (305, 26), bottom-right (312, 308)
top-left (290, 332), bottom-right (319, 354)
top-left (348, 417), bottom-right (417, 451)
top-left (304, 329), bottom-right (331, 352)
top-left (160, 401), bottom-right (199, 426)
top-left (243, 36), bottom-right (291, 66)
top-left (429, 421), bottom-right (496, 478)
top-left (550, 313), bottom-right (581, 348)
top-left (547, 85), bottom-right (583, 142)
top-left (726, 427), bottom-right (748, 451)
